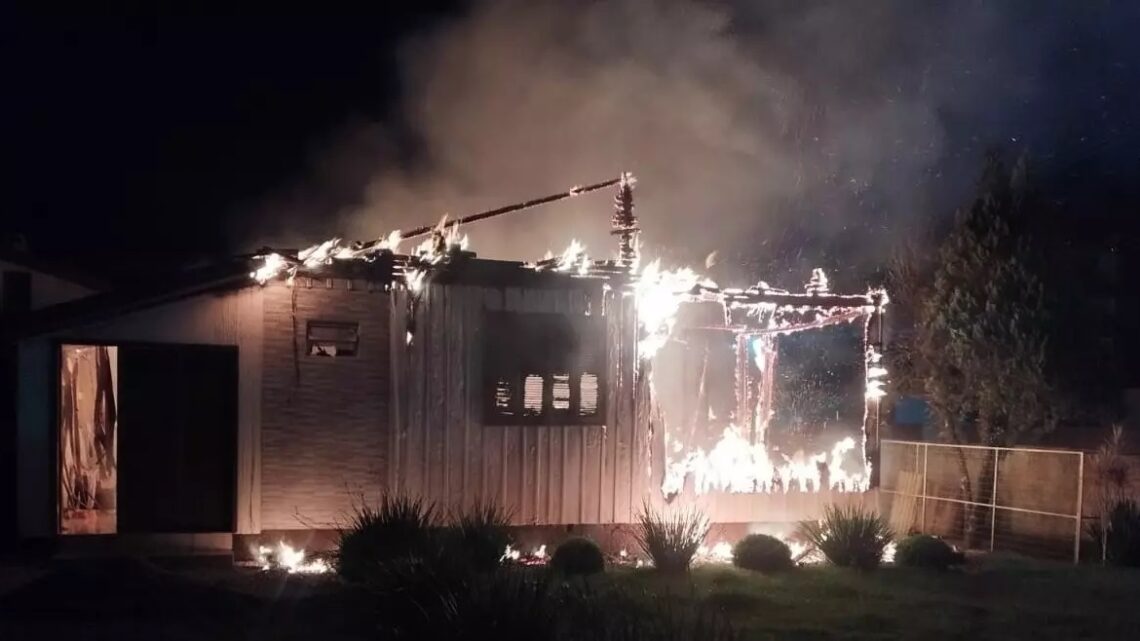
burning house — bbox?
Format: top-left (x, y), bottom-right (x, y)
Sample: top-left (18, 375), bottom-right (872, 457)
top-left (12, 174), bottom-right (886, 558)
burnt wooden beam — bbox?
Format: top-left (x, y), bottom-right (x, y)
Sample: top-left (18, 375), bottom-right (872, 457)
top-left (359, 177), bottom-right (624, 252)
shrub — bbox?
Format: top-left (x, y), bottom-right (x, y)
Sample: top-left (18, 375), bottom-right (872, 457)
top-left (731, 534), bottom-right (793, 573)
top-left (796, 504), bottom-right (894, 570)
top-left (336, 493), bottom-right (437, 583)
top-left (1089, 499), bottom-right (1140, 567)
top-left (635, 501), bottom-right (710, 573)
top-left (894, 534), bottom-right (964, 570)
top-left (550, 537), bottom-right (605, 576)
top-left (447, 500), bottom-right (514, 573)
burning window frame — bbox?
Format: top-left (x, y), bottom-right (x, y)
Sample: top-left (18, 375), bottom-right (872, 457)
top-left (481, 310), bottom-right (607, 425)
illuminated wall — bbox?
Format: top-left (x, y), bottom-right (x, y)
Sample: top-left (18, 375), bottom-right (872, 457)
top-left (59, 344), bottom-right (117, 534)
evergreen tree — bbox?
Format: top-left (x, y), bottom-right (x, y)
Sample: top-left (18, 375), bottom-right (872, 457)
top-left (891, 151), bottom-right (1062, 447)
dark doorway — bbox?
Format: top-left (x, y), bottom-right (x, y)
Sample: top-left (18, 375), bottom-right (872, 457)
top-left (117, 344), bottom-right (237, 533)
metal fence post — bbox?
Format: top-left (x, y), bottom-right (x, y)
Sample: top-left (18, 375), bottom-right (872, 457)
top-left (1074, 451), bottom-right (1084, 565)
top-left (920, 443), bottom-right (928, 533)
top-left (990, 447), bottom-right (998, 552)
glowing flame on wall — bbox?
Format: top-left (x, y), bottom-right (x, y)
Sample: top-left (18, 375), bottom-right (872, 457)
top-left (632, 260), bottom-right (707, 359)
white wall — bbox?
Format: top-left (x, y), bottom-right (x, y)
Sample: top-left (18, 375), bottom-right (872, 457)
top-left (17, 286), bottom-right (265, 537)
top-left (0, 259), bottom-right (96, 312)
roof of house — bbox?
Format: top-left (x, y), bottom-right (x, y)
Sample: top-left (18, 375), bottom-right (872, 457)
top-left (4, 258), bottom-right (253, 340)
top-left (4, 252), bottom-right (609, 341)
top-left (0, 247), bottom-right (109, 292)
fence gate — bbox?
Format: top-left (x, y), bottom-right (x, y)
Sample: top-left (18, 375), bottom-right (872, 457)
top-left (880, 440), bottom-right (1084, 563)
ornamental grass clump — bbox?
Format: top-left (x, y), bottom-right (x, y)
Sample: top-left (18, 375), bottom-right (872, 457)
top-left (337, 493), bottom-right (437, 583)
top-left (635, 501), bottom-right (710, 573)
top-left (796, 504), bottom-right (893, 570)
top-left (446, 499), bottom-right (515, 573)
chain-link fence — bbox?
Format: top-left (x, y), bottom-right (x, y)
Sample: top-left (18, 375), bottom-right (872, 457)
top-left (881, 439), bottom-right (1084, 562)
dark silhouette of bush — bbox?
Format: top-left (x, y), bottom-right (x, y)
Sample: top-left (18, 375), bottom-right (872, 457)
top-left (550, 537), bottom-right (605, 576)
top-left (336, 494), bottom-right (437, 583)
top-left (1089, 500), bottom-right (1140, 567)
top-left (894, 534), bottom-right (964, 570)
top-left (731, 534), bottom-right (794, 573)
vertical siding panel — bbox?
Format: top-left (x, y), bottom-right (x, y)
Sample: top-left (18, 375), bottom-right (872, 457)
top-left (418, 288), bottom-right (431, 500)
top-left (610, 293), bottom-right (632, 523)
top-left (500, 426), bottom-right (512, 516)
top-left (547, 423), bottom-right (562, 524)
top-left (440, 286), bottom-right (451, 507)
top-left (421, 287), bottom-right (434, 501)
top-left (482, 425), bottom-right (500, 509)
top-left (446, 287), bottom-right (467, 512)
top-left (405, 291), bottom-right (425, 498)
top-left (389, 289), bottom-right (405, 493)
top-left (580, 427), bottom-right (597, 523)
top-left (460, 288), bottom-right (471, 508)
top-left (520, 425), bottom-right (532, 522)
top-left (459, 287), bottom-right (476, 511)
top-left (563, 425), bottom-right (581, 523)
top-left (428, 286), bottom-right (447, 504)
top-left (596, 278), bottom-right (611, 522)
top-left (637, 299), bottom-right (652, 521)
top-left (534, 425), bottom-right (546, 524)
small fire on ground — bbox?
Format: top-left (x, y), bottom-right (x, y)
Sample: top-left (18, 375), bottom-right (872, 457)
top-left (255, 541), bottom-right (331, 575)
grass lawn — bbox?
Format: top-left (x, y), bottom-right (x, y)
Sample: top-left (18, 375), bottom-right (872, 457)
top-left (613, 555), bottom-right (1140, 640)
top-left (1, 554), bottom-right (1137, 639)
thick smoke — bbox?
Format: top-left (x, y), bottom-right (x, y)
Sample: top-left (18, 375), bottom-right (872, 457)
top-left (247, 0), bottom-right (1135, 288)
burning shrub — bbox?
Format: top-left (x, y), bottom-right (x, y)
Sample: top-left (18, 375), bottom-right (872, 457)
top-left (550, 537), bottom-right (605, 576)
top-left (893, 534), bottom-right (964, 570)
top-left (731, 534), bottom-right (793, 573)
top-left (446, 499), bottom-right (515, 573)
top-left (635, 502), bottom-right (710, 573)
top-left (1089, 499), bottom-right (1140, 567)
top-left (336, 493), bottom-right (437, 583)
top-left (796, 504), bottom-right (894, 570)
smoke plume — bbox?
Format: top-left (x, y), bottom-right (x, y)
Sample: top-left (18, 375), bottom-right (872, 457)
top-left (245, 0), bottom-right (1137, 288)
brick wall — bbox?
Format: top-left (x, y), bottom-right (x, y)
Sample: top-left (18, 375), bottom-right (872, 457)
top-left (261, 278), bottom-right (390, 529)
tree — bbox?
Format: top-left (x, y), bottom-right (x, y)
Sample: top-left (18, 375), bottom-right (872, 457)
top-left (889, 152), bottom-right (1064, 547)
top-left (892, 151), bottom-right (1062, 448)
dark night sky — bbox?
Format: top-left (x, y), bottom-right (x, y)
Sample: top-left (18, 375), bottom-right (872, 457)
top-left (4, 7), bottom-right (461, 277)
top-left (5, 2), bottom-right (1140, 285)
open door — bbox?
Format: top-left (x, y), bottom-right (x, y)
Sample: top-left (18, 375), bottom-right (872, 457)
top-left (116, 344), bottom-right (237, 533)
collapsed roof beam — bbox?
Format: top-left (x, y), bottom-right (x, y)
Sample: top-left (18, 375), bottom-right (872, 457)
top-left (359, 176), bottom-right (625, 252)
